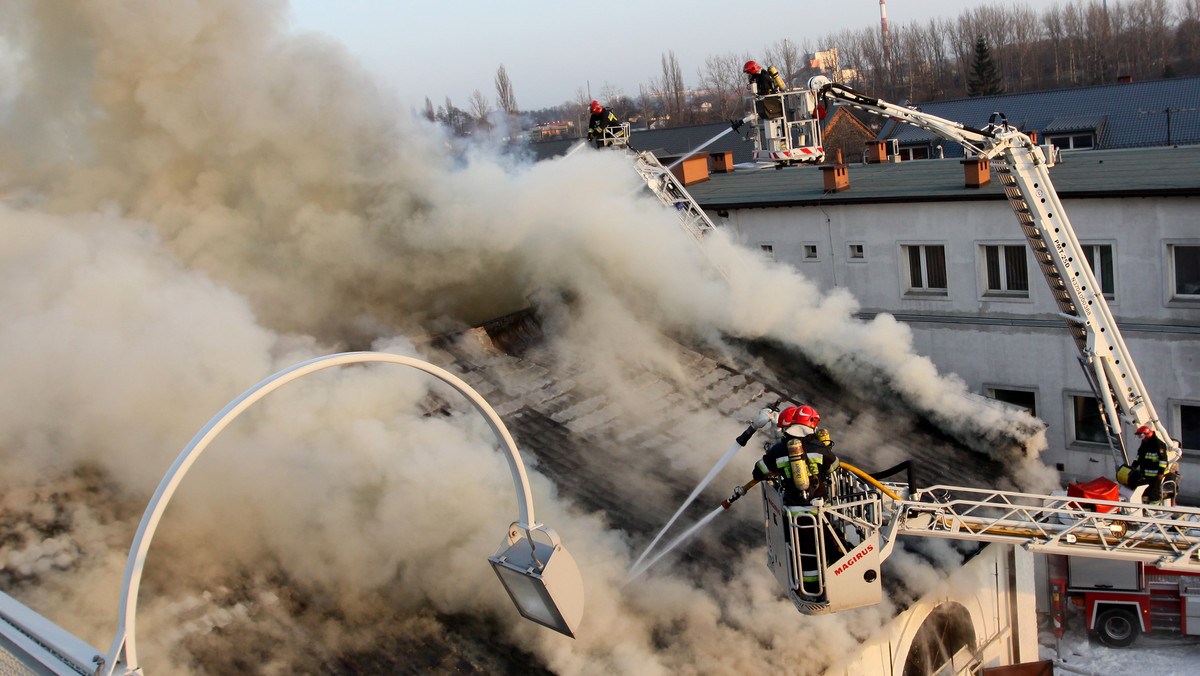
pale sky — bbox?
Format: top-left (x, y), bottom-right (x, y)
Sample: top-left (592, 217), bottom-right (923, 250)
top-left (288, 0), bottom-right (1050, 112)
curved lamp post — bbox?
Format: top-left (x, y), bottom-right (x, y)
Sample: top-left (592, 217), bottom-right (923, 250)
top-left (99, 352), bottom-right (584, 676)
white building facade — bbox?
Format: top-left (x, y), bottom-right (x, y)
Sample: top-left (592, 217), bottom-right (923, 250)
top-left (706, 152), bottom-right (1200, 500)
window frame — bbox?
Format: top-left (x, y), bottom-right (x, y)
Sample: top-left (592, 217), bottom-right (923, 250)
top-left (1046, 133), bottom-right (1095, 151)
top-left (1080, 241), bottom-right (1117, 302)
top-left (802, 242), bottom-right (820, 261)
top-left (1167, 241), bottom-right (1200, 303)
top-left (985, 386), bottom-right (1038, 418)
top-left (900, 242), bottom-right (949, 298)
top-left (758, 243), bottom-right (776, 262)
top-left (978, 242), bottom-right (1031, 300)
top-left (1170, 399), bottom-right (1200, 460)
top-left (848, 242), bottom-right (866, 262)
top-left (1067, 392), bottom-right (1110, 449)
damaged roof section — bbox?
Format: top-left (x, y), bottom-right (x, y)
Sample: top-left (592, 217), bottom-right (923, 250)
top-left (427, 308), bottom-right (1010, 554)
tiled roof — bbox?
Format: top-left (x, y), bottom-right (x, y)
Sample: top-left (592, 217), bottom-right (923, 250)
top-left (1042, 115), bottom-right (1107, 134)
top-left (876, 76), bottom-right (1200, 154)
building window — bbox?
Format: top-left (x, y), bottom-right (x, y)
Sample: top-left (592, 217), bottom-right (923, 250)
top-left (902, 244), bottom-right (948, 296)
top-left (981, 244), bottom-right (1028, 297)
top-left (1081, 243), bottom-right (1116, 300)
top-left (1047, 134), bottom-right (1094, 151)
top-left (899, 146), bottom-right (931, 161)
top-left (1171, 244), bottom-right (1200, 298)
top-left (759, 244), bottom-right (775, 261)
top-left (849, 243), bottom-right (865, 260)
top-left (1178, 403), bottom-right (1200, 458)
top-left (1071, 395), bottom-right (1108, 445)
top-left (804, 244), bottom-right (819, 260)
top-left (987, 387), bottom-right (1037, 417)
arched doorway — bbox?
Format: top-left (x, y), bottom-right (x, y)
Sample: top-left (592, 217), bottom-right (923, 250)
top-left (902, 602), bottom-right (976, 676)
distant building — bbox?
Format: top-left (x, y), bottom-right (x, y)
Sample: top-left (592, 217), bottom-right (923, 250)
top-left (820, 107), bottom-right (877, 165)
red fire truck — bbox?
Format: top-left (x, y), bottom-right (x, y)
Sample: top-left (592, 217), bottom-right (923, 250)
top-left (1048, 554), bottom-right (1200, 647)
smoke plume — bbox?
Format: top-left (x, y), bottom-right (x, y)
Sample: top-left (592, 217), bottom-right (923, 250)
top-left (0, 1), bottom-right (1055, 674)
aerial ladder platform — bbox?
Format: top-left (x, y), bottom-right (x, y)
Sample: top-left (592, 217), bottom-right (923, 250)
top-left (586, 123), bottom-right (726, 277)
top-left (720, 83), bottom-right (1194, 617)
top-left (817, 82), bottom-right (1181, 474)
top-left (751, 466), bottom-right (1200, 616)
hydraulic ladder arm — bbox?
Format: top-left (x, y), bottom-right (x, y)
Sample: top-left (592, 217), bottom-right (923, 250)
top-left (818, 82), bottom-right (1181, 470)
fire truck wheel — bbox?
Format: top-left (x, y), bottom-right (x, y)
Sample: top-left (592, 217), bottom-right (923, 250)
top-left (1095, 607), bottom-right (1140, 648)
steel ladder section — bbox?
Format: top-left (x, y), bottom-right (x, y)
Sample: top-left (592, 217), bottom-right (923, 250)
top-left (894, 485), bottom-right (1200, 571)
top-left (992, 156), bottom-right (1155, 458)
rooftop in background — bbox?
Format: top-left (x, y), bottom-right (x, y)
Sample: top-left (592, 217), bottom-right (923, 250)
top-left (525, 77), bottom-right (1200, 166)
top-left (684, 145), bottom-right (1200, 210)
top-left (878, 76), bottom-right (1200, 155)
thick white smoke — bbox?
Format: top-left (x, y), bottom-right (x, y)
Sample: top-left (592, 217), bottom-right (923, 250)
top-left (0, 1), bottom-right (1056, 674)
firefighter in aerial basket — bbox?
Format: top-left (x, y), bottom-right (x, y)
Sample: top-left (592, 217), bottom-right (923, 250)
top-left (748, 405), bottom-right (839, 506)
top-left (587, 100), bottom-right (623, 147)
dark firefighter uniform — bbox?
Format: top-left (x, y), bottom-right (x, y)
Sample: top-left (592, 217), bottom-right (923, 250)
top-left (752, 432), bottom-right (839, 505)
top-left (752, 430), bottom-right (840, 590)
top-left (1132, 428), bottom-right (1169, 502)
top-left (747, 69), bottom-right (780, 96)
top-left (588, 107), bottom-right (621, 145)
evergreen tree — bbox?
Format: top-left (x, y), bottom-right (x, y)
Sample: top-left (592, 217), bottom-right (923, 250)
top-left (967, 36), bottom-right (1004, 97)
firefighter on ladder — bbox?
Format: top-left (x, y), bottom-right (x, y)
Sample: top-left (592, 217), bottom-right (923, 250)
top-left (1125, 425), bottom-right (1170, 503)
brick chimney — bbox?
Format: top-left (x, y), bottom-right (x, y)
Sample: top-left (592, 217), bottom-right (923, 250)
top-left (822, 148), bottom-right (850, 192)
top-left (865, 140), bottom-right (887, 163)
top-left (961, 157), bottom-right (990, 188)
top-left (666, 152), bottom-right (711, 186)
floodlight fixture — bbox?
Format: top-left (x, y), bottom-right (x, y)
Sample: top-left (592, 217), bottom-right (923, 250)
top-left (489, 523), bottom-right (584, 638)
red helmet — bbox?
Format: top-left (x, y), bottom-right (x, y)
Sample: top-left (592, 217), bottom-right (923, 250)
top-left (779, 405), bottom-right (819, 430)
top-left (590, 100), bottom-right (602, 113)
top-left (1136, 425), bottom-right (1153, 438)
top-left (743, 60), bottom-right (762, 75)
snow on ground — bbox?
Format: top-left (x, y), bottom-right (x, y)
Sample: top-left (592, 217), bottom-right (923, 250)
top-left (1039, 621), bottom-right (1200, 675)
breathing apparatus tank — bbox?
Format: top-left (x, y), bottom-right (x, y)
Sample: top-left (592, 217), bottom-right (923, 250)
top-left (815, 428), bottom-right (832, 447)
top-left (788, 439), bottom-right (810, 491)
top-left (767, 66), bottom-right (786, 92)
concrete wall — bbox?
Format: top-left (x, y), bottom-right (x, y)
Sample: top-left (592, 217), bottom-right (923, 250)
top-left (830, 544), bottom-right (1039, 675)
top-left (721, 195), bottom-right (1200, 498)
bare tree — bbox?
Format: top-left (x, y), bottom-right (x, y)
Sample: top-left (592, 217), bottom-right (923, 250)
top-left (698, 52), bottom-right (751, 121)
top-left (764, 38), bottom-right (803, 87)
top-left (495, 64), bottom-right (519, 115)
top-left (574, 87), bottom-right (591, 137)
top-left (638, 83), bottom-right (656, 129)
top-left (658, 51), bottom-right (688, 126)
top-left (423, 96), bottom-right (436, 122)
top-left (599, 82), bottom-right (634, 121)
top-left (1178, 0), bottom-right (1200, 73)
top-left (468, 89), bottom-right (493, 127)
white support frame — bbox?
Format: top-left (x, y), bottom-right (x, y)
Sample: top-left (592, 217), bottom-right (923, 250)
top-left (100, 352), bottom-right (541, 676)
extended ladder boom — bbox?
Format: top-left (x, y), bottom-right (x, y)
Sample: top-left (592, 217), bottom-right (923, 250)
top-left (630, 150), bottom-right (719, 245)
top-left (819, 82), bottom-right (1179, 467)
top-left (894, 485), bottom-right (1200, 572)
